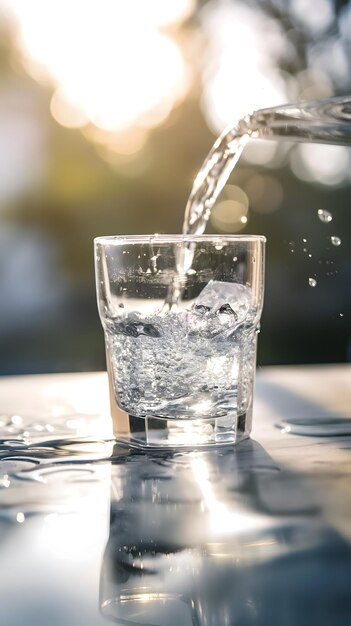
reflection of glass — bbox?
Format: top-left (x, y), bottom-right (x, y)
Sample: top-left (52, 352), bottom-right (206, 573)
top-left (100, 441), bottom-right (351, 625)
top-left (95, 235), bottom-right (265, 447)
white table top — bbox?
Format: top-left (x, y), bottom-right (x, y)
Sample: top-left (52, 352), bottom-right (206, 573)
top-left (0, 365), bottom-right (350, 626)
top-left (1, 363), bottom-right (350, 469)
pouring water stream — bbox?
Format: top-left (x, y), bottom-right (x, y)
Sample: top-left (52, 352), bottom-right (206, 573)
top-left (166, 96), bottom-right (351, 303)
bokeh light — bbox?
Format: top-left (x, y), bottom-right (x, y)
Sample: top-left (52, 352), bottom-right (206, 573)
top-left (0, 0), bottom-right (350, 375)
top-left (200, 1), bottom-right (288, 139)
top-left (245, 174), bottom-right (283, 214)
top-left (4, 0), bottom-right (193, 154)
top-left (289, 0), bottom-right (334, 35)
top-left (290, 144), bottom-right (351, 186)
top-left (211, 185), bottom-right (249, 232)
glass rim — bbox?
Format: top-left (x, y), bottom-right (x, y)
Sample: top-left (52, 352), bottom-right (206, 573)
top-left (94, 234), bottom-right (266, 245)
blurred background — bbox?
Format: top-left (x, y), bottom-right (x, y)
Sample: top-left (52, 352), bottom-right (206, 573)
top-left (0, 0), bottom-right (350, 375)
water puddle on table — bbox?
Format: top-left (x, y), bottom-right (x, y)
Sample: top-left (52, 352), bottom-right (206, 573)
top-left (0, 411), bottom-right (115, 511)
top-left (2, 417), bottom-right (351, 626)
top-left (275, 416), bottom-right (351, 437)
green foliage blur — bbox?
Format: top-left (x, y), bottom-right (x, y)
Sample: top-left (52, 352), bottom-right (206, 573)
top-left (0, 0), bottom-right (350, 374)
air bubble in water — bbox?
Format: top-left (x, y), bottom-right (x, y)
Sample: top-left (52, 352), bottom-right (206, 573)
top-left (317, 209), bottom-right (332, 223)
top-left (331, 236), bottom-right (341, 246)
top-left (309, 278), bottom-right (317, 287)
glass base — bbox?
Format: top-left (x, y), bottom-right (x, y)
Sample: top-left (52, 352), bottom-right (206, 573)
top-left (107, 361), bottom-right (252, 449)
top-left (113, 412), bottom-right (251, 449)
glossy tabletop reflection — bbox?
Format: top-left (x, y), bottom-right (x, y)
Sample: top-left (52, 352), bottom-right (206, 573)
top-left (0, 366), bottom-right (350, 626)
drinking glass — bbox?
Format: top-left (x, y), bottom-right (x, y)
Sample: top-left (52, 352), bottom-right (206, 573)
top-left (95, 235), bottom-right (265, 448)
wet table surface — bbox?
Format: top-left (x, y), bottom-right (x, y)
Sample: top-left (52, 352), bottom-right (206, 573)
top-left (0, 365), bottom-right (351, 626)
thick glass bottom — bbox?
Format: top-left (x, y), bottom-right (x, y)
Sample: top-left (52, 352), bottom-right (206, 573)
top-left (106, 359), bottom-right (253, 449)
top-left (113, 411), bottom-right (251, 449)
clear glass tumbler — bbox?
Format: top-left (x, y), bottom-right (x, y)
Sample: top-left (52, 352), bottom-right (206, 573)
top-left (95, 235), bottom-right (265, 448)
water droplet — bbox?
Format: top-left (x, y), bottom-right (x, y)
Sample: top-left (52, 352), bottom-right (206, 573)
top-left (309, 278), bottom-right (317, 287)
top-left (276, 417), bottom-right (351, 437)
top-left (340, 313), bottom-right (344, 317)
top-left (16, 512), bottom-right (25, 524)
top-left (308, 254), bottom-right (312, 258)
top-left (233, 256), bottom-right (238, 262)
top-left (317, 209), bottom-right (332, 223)
top-left (302, 238), bottom-right (307, 243)
top-left (331, 236), bottom-right (341, 246)
top-left (10, 415), bottom-right (23, 426)
top-left (0, 474), bottom-right (10, 488)
top-left (290, 249), bottom-right (294, 253)
top-left (303, 248), bottom-right (307, 253)
top-left (240, 216), bottom-right (248, 224)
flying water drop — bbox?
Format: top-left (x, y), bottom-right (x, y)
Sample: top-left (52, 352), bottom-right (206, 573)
top-left (317, 209), bottom-right (332, 223)
top-left (308, 278), bottom-right (317, 287)
top-left (331, 236), bottom-right (341, 246)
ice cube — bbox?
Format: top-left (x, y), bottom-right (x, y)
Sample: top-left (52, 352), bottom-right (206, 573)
top-left (195, 280), bottom-right (251, 325)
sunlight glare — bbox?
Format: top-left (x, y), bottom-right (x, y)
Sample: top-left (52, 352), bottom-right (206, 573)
top-left (6, 0), bottom-right (192, 145)
top-left (291, 144), bottom-right (350, 186)
top-left (192, 458), bottom-right (266, 535)
top-left (200, 1), bottom-right (288, 141)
